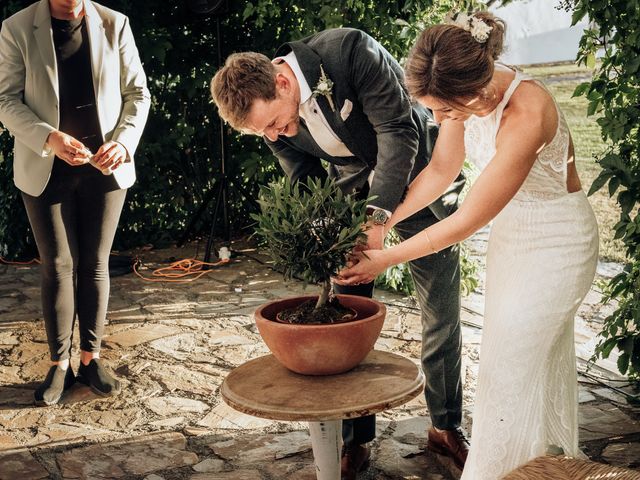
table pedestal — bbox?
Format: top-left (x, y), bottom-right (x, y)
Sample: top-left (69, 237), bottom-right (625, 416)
top-left (221, 351), bottom-right (425, 480)
top-left (309, 421), bottom-right (342, 479)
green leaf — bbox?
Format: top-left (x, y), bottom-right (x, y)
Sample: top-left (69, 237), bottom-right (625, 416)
top-left (608, 176), bottom-right (621, 196)
top-left (571, 6), bottom-right (587, 26)
top-left (572, 82), bottom-right (591, 98)
top-left (618, 353), bottom-right (630, 375)
top-left (588, 172), bottom-right (611, 196)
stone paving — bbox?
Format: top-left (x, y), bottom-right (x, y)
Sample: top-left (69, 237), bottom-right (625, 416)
top-left (0, 233), bottom-right (639, 480)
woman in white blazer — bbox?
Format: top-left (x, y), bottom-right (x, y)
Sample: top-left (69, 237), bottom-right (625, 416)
top-left (0, 0), bottom-right (150, 405)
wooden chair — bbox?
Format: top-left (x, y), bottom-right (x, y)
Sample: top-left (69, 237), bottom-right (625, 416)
top-left (502, 455), bottom-right (640, 480)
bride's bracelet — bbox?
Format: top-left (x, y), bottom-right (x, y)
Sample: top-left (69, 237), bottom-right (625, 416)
top-left (424, 230), bottom-right (439, 254)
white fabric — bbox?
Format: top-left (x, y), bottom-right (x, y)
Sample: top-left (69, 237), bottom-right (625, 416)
top-left (277, 51), bottom-right (353, 158)
top-left (461, 70), bottom-right (599, 479)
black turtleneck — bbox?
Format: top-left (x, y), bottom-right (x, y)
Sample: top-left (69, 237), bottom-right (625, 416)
top-left (51, 16), bottom-right (102, 154)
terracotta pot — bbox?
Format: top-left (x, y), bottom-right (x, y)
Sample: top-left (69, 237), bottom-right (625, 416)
top-left (255, 294), bottom-right (386, 375)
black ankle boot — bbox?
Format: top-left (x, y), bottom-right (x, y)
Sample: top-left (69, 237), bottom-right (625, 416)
top-left (77, 359), bottom-right (121, 396)
top-left (34, 365), bottom-right (75, 406)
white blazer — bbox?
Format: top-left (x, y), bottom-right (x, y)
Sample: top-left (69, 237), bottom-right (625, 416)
top-left (0, 0), bottom-right (151, 196)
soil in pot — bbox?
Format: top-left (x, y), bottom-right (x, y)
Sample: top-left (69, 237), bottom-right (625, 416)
top-left (276, 296), bottom-right (356, 324)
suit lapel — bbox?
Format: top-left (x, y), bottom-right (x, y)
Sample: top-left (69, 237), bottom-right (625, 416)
top-left (84, 1), bottom-right (104, 103)
top-left (33, 0), bottom-right (58, 98)
top-left (277, 40), bottom-right (368, 162)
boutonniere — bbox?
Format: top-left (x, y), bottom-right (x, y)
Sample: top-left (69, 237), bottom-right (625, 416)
top-left (312, 65), bottom-right (335, 111)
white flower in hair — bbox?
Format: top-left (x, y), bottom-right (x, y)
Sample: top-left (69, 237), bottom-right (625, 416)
top-left (448, 12), bottom-right (493, 44)
top-left (470, 16), bottom-right (493, 43)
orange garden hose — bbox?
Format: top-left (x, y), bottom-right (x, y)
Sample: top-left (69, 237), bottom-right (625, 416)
top-left (0, 256), bottom-right (40, 265)
top-left (1, 255), bottom-right (230, 283)
top-left (132, 257), bottom-right (230, 283)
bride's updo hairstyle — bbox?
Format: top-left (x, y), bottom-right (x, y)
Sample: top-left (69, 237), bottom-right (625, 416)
top-left (405, 12), bottom-right (506, 111)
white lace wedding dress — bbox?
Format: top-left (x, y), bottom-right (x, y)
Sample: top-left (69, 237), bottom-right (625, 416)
top-left (460, 69), bottom-right (599, 480)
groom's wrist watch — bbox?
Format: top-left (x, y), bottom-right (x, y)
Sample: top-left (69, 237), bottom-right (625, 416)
top-left (366, 207), bottom-right (390, 226)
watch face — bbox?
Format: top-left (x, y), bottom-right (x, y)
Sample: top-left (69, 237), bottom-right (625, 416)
top-left (372, 209), bottom-right (388, 225)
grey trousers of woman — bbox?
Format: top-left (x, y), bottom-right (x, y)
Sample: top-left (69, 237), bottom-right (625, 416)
top-left (21, 160), bottom-right (126, 361)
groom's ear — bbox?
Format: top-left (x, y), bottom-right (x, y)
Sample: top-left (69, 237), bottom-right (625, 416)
top-left (275, 73), bottom-right (292, 95)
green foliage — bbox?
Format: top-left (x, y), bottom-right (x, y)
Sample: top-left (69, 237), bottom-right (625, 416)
top-left (375, 231), bottom-right (479, 297)
top-left (0, 130), bottom-right (34, 258)
top-left (0, 0), bottom-right (480, 258)
top-left (251, 176), bottom-right (368, 305)
top-left (562, 0), bottom-right (640, 381)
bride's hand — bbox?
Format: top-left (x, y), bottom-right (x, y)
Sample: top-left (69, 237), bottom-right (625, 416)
top-left (334, 250), bottom-right (389, 286)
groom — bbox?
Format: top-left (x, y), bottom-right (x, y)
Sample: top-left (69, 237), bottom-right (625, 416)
top-left (211, 28), bottom-right (468, 478)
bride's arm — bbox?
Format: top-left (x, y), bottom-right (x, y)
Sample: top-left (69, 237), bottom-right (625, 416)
top-left (338, 99), bottom-right (554, 284)
top-left (384, 119), bottom-right (466, 233)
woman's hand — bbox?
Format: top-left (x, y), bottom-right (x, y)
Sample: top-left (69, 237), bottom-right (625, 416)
top-left (335, 249), bottom-right (390, 286)
top-left (92, 141), bottom-right (127, 174)
top-left (46, 130), bottom-right (90, 166)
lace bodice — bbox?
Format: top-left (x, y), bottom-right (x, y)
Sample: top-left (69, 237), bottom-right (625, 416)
top-left (464, 69), bottom-right (570, 202)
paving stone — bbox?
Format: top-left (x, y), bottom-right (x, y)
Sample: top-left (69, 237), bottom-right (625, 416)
top-left (105, 324), bottom-right (182, 347)
top-left (147, 396), bottom-right (210, 416)
top-left (193, 457), bottom-right (225, 473)
top-left (149, 333), bottom-right (201, 360)
top-left (579, 404), bottom-right (640, 441)
top-left (375, 335), bottom-right (406, 351)
top-left (0, 409), bottom-right (56, 429)
top-left (0, 432), bottom-right (20, 450)
top-left (58, 431), bottom-right (198, 479)
top-left (17, 356), bottom-right (52, 382)
top-left (0, 331), bottom-right (19, 345)
top-left (579, 389), bottom-right (596, 403)
top-left (597, 261), bottom-right (624, 278)
top-left (375, 437), bottom-right (431, 478)
top-left (29, 422), bottom-right (113, 445)
top-left (392, 416), bottom-right (430, 445)
top-left (86, 408), bottom-right (145, 430)
top-left (184, 426), bottom-right (213, 436)
top-left (0, 450), bottom-right (49, 480)
top-left (592, 387), bottom-right (630, 405)
top-left (198, 403), bottom-right (275, 430)
top-left (0, 365), bottom-right (21, 384)
top-left (150, 363), bottom-right (221, 396)
top-left (6, 341), bottom-right (48, 366)
top-left (261, 455), bottom-right (316, 480)
top-left (190, 470), bottom-right (261, 480)
top-left (601, 442), bottom-right (640, 468)
top-left (0, 387), bottom-right (34, 406)
top-left (150, 417), bottom-right (185, 427)
top-left (209, 431), bottom-right (311, 463)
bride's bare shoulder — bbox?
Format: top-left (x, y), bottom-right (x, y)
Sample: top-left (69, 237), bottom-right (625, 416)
top-left (505, 80), bottom-right (560, 137)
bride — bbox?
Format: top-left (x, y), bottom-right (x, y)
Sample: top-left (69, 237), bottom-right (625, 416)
top-left (337, 11), bottom-right (599, 479)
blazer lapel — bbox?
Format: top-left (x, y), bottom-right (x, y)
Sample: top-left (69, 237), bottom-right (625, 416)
top-left (84, 1), bottom-right (104, 103)
top-left (278, 40), bottom-right (369, 162)
top-left (33, 0), bottom-right (58, 98)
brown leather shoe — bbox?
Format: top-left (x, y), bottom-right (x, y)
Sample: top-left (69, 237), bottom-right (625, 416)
top-left (341, 444), bottom-right (371, 480)
top-left (427, 427), bottom-right (469, 469)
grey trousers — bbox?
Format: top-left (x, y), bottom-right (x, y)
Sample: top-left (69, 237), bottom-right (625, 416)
top-left (336, 205), bottom-right (462, 444)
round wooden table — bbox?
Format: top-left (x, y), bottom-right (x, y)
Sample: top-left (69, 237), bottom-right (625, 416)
top-left (221, 350), bottom-right (425, 480)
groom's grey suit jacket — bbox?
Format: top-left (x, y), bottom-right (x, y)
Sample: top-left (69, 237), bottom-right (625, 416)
top-left (266, 28), bottom-right (454, 220)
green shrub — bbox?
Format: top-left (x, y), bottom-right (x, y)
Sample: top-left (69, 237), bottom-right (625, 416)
top-left (252, 176), bottom-right (368, 308)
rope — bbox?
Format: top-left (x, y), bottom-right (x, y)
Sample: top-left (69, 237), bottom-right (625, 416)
top-left (132, 257), bottom-right (230, 283)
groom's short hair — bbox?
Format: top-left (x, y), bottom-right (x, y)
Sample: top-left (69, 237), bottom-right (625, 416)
top-left (211, 52), bottom-right (277, 130)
